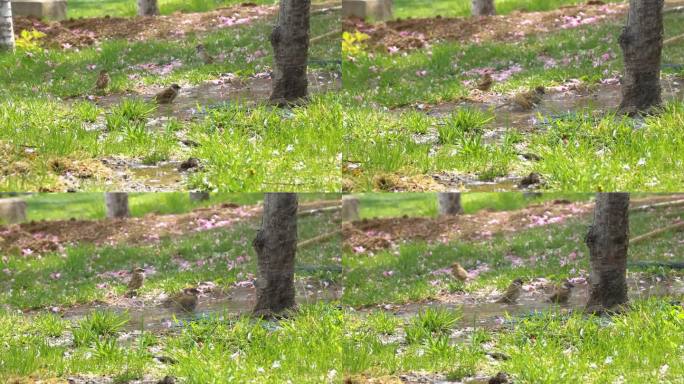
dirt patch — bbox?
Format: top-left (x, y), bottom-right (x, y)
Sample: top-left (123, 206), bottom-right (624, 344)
top-left (0, 199), bottom-right (339, 256)
top-left (344, 2), bottom-right (628, 52)
top-left (13, 3), bottom-right (276, 48)
top-left (344, 195), bottom-right (684, 253)
top-left (344, 199), bottom-right (594, 253)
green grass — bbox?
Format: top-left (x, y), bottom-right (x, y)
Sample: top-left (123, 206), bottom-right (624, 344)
top-left (2, 195), bottom-right (684, 382)
top-left (2, 299), bottom-right (683, 382)
top-left (16, 192), bottom-right (335, 222)
top-left (392, 0), bottom-right (625, 20)
top-left (352, 192), bottom-right (591, 218)
top-left (0, 197), bottom-right (340, 309)
top-left (343, 12), bottom-right (684, 191)
top-left (344, 194), bottom-right (684, 307)
top-left (1, 7), bottom-right (341, 192)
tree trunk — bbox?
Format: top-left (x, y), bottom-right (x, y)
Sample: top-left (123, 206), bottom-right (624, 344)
top-left (585, 193), bottom-right (630, 314)
top-left (472, 0), bottom-right (495, 16)
top-left (438, 193), bottom-right (463, 216)
top-left (618, 0), bottom-right (664, 114)
top-left (269, 0), bottom-right (310, 105)
top-left (137, 0), bottom-right (159, 16)
top-left (0, 0), bottom-right (14, 51)
top-left (252, 193), bottom-right (298, 317)
top-left (341, 195), bottom-right (360, 222)
top-left (189, 191), bottom-right (210, 202)
top-left (105, 193), bottom-right (130, 218)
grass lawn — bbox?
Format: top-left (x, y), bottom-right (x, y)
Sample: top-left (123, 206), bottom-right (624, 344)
top-left (352, 192), bottom-right (591, 218)
top-left (343, 10), bottom-right (684, 191)
top-left (0, 197), bottom-right (342, 383)
top-left (341, 194), bottom-right (684, 382)
top-left (2, 5), bottom-right (341, 192)
top-left (6, 192), bottom-right (334, 222)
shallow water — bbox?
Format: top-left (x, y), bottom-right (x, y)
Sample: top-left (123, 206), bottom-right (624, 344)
top-left (61, 283), bottom-right (341, 332)
top-left (370, 276), bottom-right (684, 330)
top-left (126, 161), bottom-right (185, 191)
top-left (426, 78), bottom-right (683, 139)
top-left (95, 71), bottom-right (340, 120)
top-left (406, 78), bottom-right (684, 191)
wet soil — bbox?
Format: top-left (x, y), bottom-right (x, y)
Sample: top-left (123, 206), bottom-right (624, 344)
top-left (92, 71), bottom-right (341, 120)
top-left (344, 2), bottom-right (628, 52)
top-left (0, 199), bottom-right (340, 256)
top-left (379, 275), bottom-right (684, 328)
top-left (13, 1), bottom-right (340, 49)
top-left (70, 71), bottom-right (341, 192)
top-left (375, 77), bottom-right (684, 192)
top-left (344, 198), bottom-right (595, 253)
top-left (417, 77), bottom-right (684, 137)
top-left (14, 4), bottom-right (275, 48)
top-left (344, 195), bottom-right (684, 253)
top-left (348, 274), bottom-right (684, 383)
top-left (59, 282), bottom-right (341, 332)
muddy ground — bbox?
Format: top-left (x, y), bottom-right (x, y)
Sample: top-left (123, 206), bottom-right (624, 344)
top-left (344, 195), bottom-right (684, 253)
top-left (13, 2), bottom-right (340, 48)
top-left (344, 2), bottom-right (629, 52)
top-left (0, 199), bottom-right (340, 256)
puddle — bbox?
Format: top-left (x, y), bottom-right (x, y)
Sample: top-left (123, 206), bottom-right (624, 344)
top-left (396, 78), bottom-right (683, 191)
top-left (60, 282), bottom-right (341, 332)
top-left (422, 78), bottom-right (683, 137)
top-left (430, 173), bottom-right (522, 192)
top-left (367, 276), bottom-right (684, 332)
top-left (94, 71), bottom-right (341, 120)
top-left (126, 161), bottom-right (185, 191)
top-left (100, 158), bottom-right (187, 192)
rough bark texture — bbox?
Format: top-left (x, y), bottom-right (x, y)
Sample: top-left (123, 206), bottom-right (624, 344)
top-left (252, 193), bottom-right (298, 316)
top-left (438, 193), bottom-right (463, 216)
top-left (472, 0), bottom-right (496, 16)
top-left (137, 0), bottom-right (159, 16)
top-left (269, 0), bottom-right (310, 105)
top-left (341, 195), bottom-right (360, 222)
top-left (0, 0), bottom-right (14, 51)
top-left (618, 0), bottom-right (664, 113)
top-left (105, 193), bottom-right (130, 218)
top-left (189, 192), bottom-right (210, 201)
top-left (585, 193), bottom-right (630, 314)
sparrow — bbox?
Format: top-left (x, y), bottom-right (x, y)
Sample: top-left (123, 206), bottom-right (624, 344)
top-left (195, 44), bottom-right (215, 64)
top-left (165, 287), bottom-right (200, 312)
top-left (496, 278), bottom-right (524, 304)
top-left (547, 280), bottom-right (574, 304)
top-left (451, 262), bottom-right (469, 282)
top-left (476, 73), bottom-right (493, 91)
top-left (95, 69), bottom-right (110, 91)
top-left (519, 172), bottom-right (541, 188)
top-left (511, 86), bottom-right (545, 110)
top-left (127, 267), bottom-right (145, 290)
top-left (157, 376), bottom-right (176, 384)
top-left (154, 84), bottom-right (181, 104)
top-left (488, 372), bottom-right (510, 384)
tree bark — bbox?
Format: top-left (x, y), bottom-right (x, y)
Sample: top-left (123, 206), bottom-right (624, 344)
top-left (618, 0), bottom-right (664, 114)
top-left (0, 0), bottom-right (14, 51)
top-left (341, 195), bottom-right (360, 222)
top-left (137, 0), bottom-right (159, 16)
top-left (252, 193), bottom-right (298, 317)
top-left (438, 193), bottom-right (463, 216)
top-left (472, 0), bottom-right (496, 16)
top-left (585, 193), bottom-right (630, 314)
top-left (105, 193), bottom-right (130, 218)
top-left (269, 0), bottom-right (310, 105)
